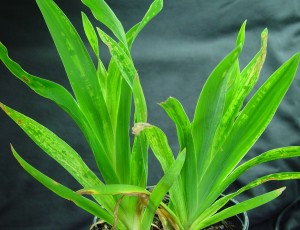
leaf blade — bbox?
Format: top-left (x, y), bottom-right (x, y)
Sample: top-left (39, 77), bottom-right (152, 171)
top-left (11, 146), bottom-right (115, 226)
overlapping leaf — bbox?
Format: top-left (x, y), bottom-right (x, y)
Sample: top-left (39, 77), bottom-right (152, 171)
top-left (11, 146), bottom-right (116, 227)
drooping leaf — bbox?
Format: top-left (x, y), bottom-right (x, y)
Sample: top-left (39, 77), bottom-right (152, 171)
top-left (11, 146), bottom-right (116, 227)
top-left (224, 146), bottom-right (300, 190)
top-left (159, 97), bottom-right (195, 218)
top-left (193, 188), bottom-right (285, 229)
top-left (194, 172), bottom-right (300, 226)
top-left (0, 103), bottom-right (117, 211)
top-left (0, 42), bottom-right (87, 135)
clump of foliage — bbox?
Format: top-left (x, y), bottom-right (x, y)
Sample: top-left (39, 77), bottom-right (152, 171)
top-left (1, 0), bottom-right (300, 229)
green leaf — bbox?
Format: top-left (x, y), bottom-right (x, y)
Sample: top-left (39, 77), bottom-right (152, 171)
top-left (141, 149), bottom-right (186, 230)
top-left (213, 28), bottom-right (268, 163)
top-left (214, 52), bottom-right (300, 187)
top-left (134, 124), bottom-right (175, 172)
top-left (82, 12), bottom-right (99, 57)
top-left (126, 0), bottom-right (163, 49)
top-left (194, 172), bottom-right (300, 227)
top-left (0, 42), bottom-right (86, 133)
top-left (135, 123), bottom-right (188, 225)
top-left (11, 146), bottom-right (115, 226)
top-left (197, 52), bottom-right (300, 218)
top-left (36, 0), bottom-right (117, 183)
top-left (130, 133), bottom-right (148, 187)
top-left (159, 97), bottom-right (196, 219)
top-left (130, 73), bottom-right (149, 187)
top-left (0, 103), bottom-right (117, 211)
top-left (159, 97), bottom-right (190, 151)
top-left (115, 80), bottom-right (132, 183)
top-left (236, 20), bottom-right (247, 47)
top-left (82, 0), bottom-right (127, 46)
top-left (97, 28), bottom-right (137, 89)
top-left (81, 12), bottom-right (107, 93)
top-left (192, 45), bottom-right (242, 180)
top-left (224, 147), bottom-right (300, 190)
top-left (194, 187), bottom-right (285, 229)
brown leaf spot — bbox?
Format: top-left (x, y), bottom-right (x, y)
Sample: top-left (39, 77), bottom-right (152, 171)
top-left (132, 123), bottom-right (151, 135)
top-left (22, 76), bottom-right (30, 84)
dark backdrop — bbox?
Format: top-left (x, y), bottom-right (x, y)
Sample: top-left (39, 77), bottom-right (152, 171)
top-left (0, 0), bottom-right (300, 229)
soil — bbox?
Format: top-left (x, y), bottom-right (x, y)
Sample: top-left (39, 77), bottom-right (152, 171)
top-left (91, 191), bottom-right (245, 230)
top-left (91, 215), bottom-right (242, 230)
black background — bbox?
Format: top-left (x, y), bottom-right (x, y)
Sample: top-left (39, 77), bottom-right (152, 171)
top-left (1, 0), bottom-right (300, 229)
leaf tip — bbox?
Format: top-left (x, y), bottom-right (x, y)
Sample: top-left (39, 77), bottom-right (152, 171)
top-left (132, 122), bottom-right (152, 135)
top-left (278, 187), bottom-right (286, 194)
top-left (0, 102), bottom-right (10, 115)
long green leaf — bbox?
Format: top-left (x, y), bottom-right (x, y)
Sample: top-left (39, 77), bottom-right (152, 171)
top-left (159, 96), bottom-right (196, 221)
top-left (223, 20), bottom-right (246, 110)
top-left (0, 103), bottom-right (116, 212)
top-left (97, 28), bottom-right (138, 183)
top-left (126, 0), bottom-right (163, 49)
top-left (97, 28), bottom-right (136, 89)
top-left (197, 53), bottom-right (300, 219)
top-left (81, 0), bottom-right (127, 46)
top-left (194, 188), bottom-right (286, 229)
top-left (141, 149), bottom-right (186, 230)
top-left (214, 53), bottom-right (300, 185)
top-left (0, 42), bottom-right (92, 136)
top-left (214, 29), bottom-right (268, 157)
top-left (192, 45), bottom-right (242, 179)
top-left (130, 77), bottom-right (148, 187)
top-left (135, 123), bottom-right (187, 225)
top-left (224, 147), bottom-right (300, 190)
top-left (11, 146), bottom-right (115, 226)
top-left (115, 80), bottom-right (132, 184)
top-left (81, 12), bottom-right (107, 94)
top-left (36, 0), bottom-right (117, 183)
top-left (82, 12), bottom-right (99, 57)
top-left (194, 172), bottom-right (300, 227)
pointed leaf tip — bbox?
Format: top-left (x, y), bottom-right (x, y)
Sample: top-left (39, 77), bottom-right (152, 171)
top-left (278, 187), bottom-right (286, 194)
top-left (0, 102), bottom-right (10, 114)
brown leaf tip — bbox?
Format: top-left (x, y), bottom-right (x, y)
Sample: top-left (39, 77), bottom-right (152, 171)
top-left (132, 122), bottom-right (151, 135)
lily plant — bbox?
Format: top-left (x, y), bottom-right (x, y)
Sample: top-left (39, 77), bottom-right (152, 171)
top-left (135, 20), bottom-right (300, 229)
top-left (0, 0), bottom-right (183, 229)
top-left (1, 0), bottom-right (300, 230)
